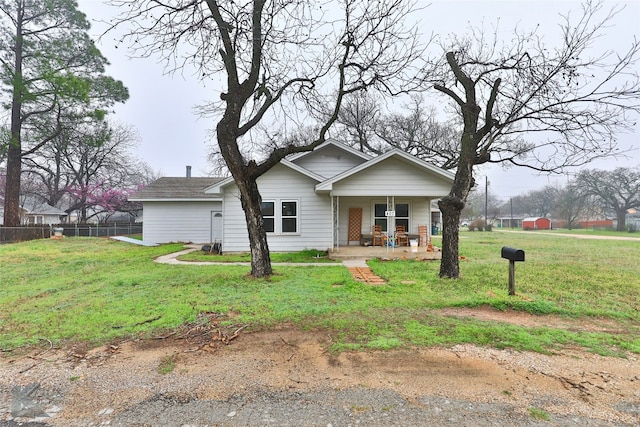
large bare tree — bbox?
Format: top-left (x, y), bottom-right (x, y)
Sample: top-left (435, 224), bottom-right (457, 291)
top-left (577, 167), bottom-right (640, 231)
top-left (429, 1), bottom-right (640, 278)
top-left (553, 180), bottom-right (591, 230)
top-left (108, 0), bottom-right (426, 277)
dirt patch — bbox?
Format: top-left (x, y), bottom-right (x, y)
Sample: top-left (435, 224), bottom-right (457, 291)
top-left (2, 319), bottom-right (639, 426)
top-left (438, 305), bottom-right (630, 334)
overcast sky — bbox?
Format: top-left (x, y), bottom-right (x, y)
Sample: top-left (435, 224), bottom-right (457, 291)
top-left (78, 0), bottom-right (640, 199)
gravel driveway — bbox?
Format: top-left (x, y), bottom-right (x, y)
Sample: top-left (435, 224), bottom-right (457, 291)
top-left (2, 327), bottom-right (639, 426)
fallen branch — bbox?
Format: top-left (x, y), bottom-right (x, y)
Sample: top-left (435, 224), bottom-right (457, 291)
top-left (154, 331), bottom-right (177, 340)
top-left (113, 315), bottom-right (162, 329)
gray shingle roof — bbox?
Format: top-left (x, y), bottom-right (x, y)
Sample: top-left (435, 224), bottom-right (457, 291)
top-left (130, 177), bottom-right (226, 200)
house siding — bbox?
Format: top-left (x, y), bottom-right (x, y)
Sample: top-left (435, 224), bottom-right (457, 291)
top-left (142, 201), bottom-right (222, 243)
top-left (330, 158), bottom-right (452, 196)
top-left (222, 164), bottom-right (332, 252)
top-left (292, 145), bottom-right (367, 179)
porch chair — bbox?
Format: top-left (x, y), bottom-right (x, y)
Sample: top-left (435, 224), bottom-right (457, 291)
top-left (372, 225), bottom-right (385, 246)
top-left (418, 225), bottom-right (428, 246)
top-left (418, 225), bottom-right (434, 251)
top-left (395, 225), bottom-right (409, 246)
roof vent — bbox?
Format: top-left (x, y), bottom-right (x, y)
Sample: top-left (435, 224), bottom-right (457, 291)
top-left (186, 165), bottom-right (192, 178)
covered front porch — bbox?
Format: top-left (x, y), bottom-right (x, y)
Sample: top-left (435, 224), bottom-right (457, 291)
top-left (329, 195), bottom-right (442, 252)
top-left (314, 149), bottom-right (454, 254)
top-left (328, 242), bottom-right (442, 261)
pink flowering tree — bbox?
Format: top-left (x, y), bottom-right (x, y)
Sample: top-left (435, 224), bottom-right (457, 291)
top-left (66, 183), bottom-right (143, 223)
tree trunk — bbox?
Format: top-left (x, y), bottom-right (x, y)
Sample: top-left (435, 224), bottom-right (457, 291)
top-left (237, 176), bottom-right (272, 277)
top-left (438, 130), bottom-right (477, 278)
top-left (217, 108), bottom-right (273, 278)
top-left (438, 195), bottom-right (464, 278)
top-left (3, 6), bottom-right (24, 227)
top-left (616, 209), bottom-right (626, 232)
top-left (3, 144), bottom-right (22, 226)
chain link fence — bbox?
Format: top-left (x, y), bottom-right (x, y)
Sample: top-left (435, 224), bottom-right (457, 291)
top-left (0, 223), bottom-right (143, 244)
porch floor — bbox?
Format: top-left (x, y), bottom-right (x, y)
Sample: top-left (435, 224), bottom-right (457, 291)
top-left (329, 244), bottom-right (441, 261)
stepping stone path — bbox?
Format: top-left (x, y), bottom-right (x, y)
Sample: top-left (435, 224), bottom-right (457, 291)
top-left (347, 266), bottom-right (386, 285)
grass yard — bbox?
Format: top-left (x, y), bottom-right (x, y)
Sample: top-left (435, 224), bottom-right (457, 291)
top-left (0, 232), bottom-right (638, 355)
top-left (178, 248), bottom-right (339, 263)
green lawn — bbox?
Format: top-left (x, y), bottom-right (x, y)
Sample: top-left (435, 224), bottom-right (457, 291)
top-left (0, 233), bottom-right (638, 355)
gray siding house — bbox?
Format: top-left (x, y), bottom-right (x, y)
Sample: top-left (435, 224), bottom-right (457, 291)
top-left (130, 140), bottom-right (454, 252)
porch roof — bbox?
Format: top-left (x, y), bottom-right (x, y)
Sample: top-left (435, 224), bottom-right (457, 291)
top-left (315, 149), bottom-right (454, 197)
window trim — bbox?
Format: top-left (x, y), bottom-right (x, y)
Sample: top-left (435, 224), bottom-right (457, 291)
top-left (261, 200), bottom-right (275, 233)
top-left (261, 199), bottom-right (300, 235)
top-left (373, 201), bottom-right (410, 232)
top-left (280, 199), bottom-right (299, 234)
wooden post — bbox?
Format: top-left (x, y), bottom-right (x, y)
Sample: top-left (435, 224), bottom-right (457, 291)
top-left (508, 260), bottom-right (516, 296)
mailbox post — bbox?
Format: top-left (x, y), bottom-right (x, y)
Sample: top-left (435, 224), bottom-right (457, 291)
top-left (501, 247), bottom-right (525, 296)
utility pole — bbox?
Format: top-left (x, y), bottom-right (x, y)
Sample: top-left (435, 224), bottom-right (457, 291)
top-left (510, 198), bottom-right (514, 228)
top-left (485, 176), bottom-right (488, 230)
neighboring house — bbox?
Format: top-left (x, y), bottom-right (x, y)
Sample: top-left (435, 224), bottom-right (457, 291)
top-left (496, 216), bottom-right (525, 229)
top-left (21, 199), bottom-right (68, 225)
top-left (130, 139), bottom-right (455, 252)
top-left (522, 217), bottom-right (552, 230)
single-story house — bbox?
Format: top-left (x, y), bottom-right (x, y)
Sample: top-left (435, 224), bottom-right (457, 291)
top-left (522, 217), bottom-right (552, 230)
top-left (21, 199), bottom-right (68, 225)
top-left (130, 139), bottom-right (455, 252)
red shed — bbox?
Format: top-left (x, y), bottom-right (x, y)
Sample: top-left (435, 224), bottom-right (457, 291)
top-left (522, 217), bottom-right (551, 230)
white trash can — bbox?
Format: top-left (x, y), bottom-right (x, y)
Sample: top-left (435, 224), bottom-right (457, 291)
top-left (410, 239), bottom-right (418, 253)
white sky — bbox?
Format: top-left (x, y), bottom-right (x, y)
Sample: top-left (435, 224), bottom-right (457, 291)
top-left (78, 0), bottom-right (640, 200)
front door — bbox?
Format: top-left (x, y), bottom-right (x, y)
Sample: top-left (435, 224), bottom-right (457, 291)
top-left (211, 211), bottom-right (223, 243)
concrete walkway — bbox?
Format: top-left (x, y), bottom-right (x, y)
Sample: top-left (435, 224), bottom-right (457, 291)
top-left (154, 247), bottom-right (350, 267)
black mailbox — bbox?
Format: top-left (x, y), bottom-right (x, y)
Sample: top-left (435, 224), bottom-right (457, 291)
top-left (501, 247), bottom-right (525, 262)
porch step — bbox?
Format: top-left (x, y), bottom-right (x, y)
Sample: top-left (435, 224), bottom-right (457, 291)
top-left (347, 267), bottom-right (386, 285)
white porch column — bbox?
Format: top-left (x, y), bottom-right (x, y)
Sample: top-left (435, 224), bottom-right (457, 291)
top-left (427, 198), bottom-right (434, 245)
top-left (331, 195), bottom-right (339, 251)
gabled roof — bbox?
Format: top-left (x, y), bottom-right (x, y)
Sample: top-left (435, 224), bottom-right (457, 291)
top-left (286, 138), bottom-right (371, 162)
top-left (20, 197), bottom-right (67, 216)
top-left (315, 148), bottom-right (455, 192)
top-left (130, 177), bottom-right (225, 201)
top-left (26, 203), bottom-right (67, 216)
top-left (204, 159), bottom-right (325, 194)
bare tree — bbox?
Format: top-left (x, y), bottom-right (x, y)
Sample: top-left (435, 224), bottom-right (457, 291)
top-left (519, 185), bottom-right (562, 218)
top-left (461, 186), bottom-right (502, 223)
top-left (375, 96), bottom-right (460, 169)
top-left (553, 180), bottom-right (591, 230)
top-left (333, 91), bottom-right (384, 154)
top-left (62, 122), bottom-right (143, 222)
top-left (108, 0), bottom-right (426, 277)
top-left (576, 167), bottom-right (640, 231)
top-left (428, 1), bottom-right (640, 278)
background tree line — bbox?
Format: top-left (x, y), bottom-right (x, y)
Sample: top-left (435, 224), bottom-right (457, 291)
top-left (0, 0), bottom-right (153, 225)
top-left (460, 167), bottom-right (640, 232)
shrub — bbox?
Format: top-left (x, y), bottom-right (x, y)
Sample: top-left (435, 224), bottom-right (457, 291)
top-left (470, 218), bottom-right (485, 231)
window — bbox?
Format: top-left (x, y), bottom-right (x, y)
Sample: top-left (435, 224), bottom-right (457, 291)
top-left (374, 203), bottom-right (388, 231)
top-left (261, 200), bottom-right (299, 234)
top-left (261, 201), bottom-right (275, 232)
top-left (374, 202), bottom-right (409, 232)
top-left (395, 203), bottom-right (409, 230)
top-left (281, 201), bottom-right (298, 233)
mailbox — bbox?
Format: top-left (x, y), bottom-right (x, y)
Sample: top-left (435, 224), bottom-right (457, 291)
top-left (501, 246), bottom-right (525, 262)
top-left (501, 247), bottom-right (525, 296)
